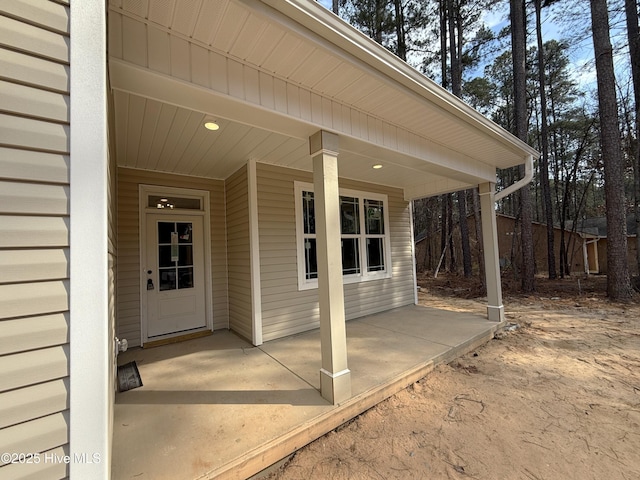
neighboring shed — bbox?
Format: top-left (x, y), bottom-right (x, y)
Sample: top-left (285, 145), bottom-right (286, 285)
top-left (574, 215), bottom-right (639, 276)
top-left (415, 213), bottom-right (603, 276)
top-left (0, 0), bottom-right (538, 478)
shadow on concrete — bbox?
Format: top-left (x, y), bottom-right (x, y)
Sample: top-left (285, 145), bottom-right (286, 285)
top-left (116, 388), bottom-right (329, 406)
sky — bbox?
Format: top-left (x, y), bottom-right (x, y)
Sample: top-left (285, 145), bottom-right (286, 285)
top-left (312, 0), bottom-right (621, 96)
top-left (459, 2), bottom-right (600, 93)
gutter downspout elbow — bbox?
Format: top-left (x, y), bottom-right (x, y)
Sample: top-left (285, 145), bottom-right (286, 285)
top-left (494, 154), bottom-right (535, 201)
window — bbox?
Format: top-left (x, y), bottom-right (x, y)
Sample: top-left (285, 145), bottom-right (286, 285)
top-left (157, 221), bottom-right (195, 291)
top-left (295, 182), bottom-right (392, 290)
top-left (148, 195), bottom-right (202, 210)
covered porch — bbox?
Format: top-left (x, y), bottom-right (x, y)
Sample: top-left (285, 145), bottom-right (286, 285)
top-left (108, 0), bottom-right (534, 407)
top-left (112, 302), bottom-right (504, 480)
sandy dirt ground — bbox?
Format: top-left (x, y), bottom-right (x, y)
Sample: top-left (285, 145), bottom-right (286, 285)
top-left (266, 276), bottom-right (640, 480)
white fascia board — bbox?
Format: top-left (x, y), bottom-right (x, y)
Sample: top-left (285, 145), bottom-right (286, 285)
top-left (256, 0), bottom-right (539, 162)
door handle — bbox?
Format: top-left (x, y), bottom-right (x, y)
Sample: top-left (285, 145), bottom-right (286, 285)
top-left (147, 278), bottom-right (154, 290)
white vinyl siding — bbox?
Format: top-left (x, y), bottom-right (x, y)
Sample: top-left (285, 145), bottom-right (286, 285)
top-left (225, 165), bottom-right (253, 341)
top-left (257, 163), bottom-right (415, 342)
top-left (0, 2), bottom-right (70, 478)
top-left (116, 168), bottom-right (229, 347)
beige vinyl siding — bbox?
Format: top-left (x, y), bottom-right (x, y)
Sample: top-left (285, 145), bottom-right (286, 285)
top-left (0, 1), bottom-right (71, 477)
top-left (225, 165), bottom-right (253, 341)
top-left (256, 164), bottom-right (316, 341)
top-left (0, 314), bottom-right (68, 356)
top-left (0, 414), bottom-right (68, 479)
top-left (257, 163), bottom-right (415, 342)
top-left (116, 168), bottom-right (229, 347)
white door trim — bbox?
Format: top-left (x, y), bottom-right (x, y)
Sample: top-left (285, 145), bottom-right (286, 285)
top-left (139, 185), bottom-right (213, 345)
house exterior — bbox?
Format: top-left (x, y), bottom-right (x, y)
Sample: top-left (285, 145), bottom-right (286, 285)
top-left (0, 0), bottom-right (537, 478)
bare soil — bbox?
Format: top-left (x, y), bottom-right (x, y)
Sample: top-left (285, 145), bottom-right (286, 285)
top-left (266, 275), bottom-right (640, 480)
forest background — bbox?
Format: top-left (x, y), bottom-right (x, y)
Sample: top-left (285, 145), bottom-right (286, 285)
top-left (317, 0), bottom-right (640, 299)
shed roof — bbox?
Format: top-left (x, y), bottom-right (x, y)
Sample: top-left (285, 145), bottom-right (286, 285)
top-left (570, 215), bottom-right (638, 237)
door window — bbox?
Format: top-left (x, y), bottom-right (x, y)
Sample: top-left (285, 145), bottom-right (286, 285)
top-left (157, 221), bottom-right (194, 291)
top-left (148, 195), bottom-right (202, 210)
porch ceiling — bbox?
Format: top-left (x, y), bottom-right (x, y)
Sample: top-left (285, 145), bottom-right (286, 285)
top-left (108, 0), bottom-right (538, 199)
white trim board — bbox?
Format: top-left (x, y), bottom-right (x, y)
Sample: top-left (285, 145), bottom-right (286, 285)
top-left (69, 1), bottom-right (111, 478)
top-left (248, 159), bottom-right (263, 346)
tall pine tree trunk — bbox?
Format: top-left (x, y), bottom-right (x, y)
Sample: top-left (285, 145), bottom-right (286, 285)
top-left (447, 194), bottom-right (457, 273)
top-left (625, 0), bottom-right (640, 276)
top-left (590, 0), bottom-right (633, 298)
top-left (447, 0), bottom-right (462, 96)
top-left (393, 0), bottom-right (407, 61)
top-left (535, 0), bottom-right (557, 279)
top-left (439, 0), bottom-right (448, 89)
top-left (458, 191), bottom-right (473, 276)
top-left (511, 0), bottom-right (536, 291)
top-left (447, 0), bottom-right (472, 277)
top-left (440, 197), bottom-right (448, 272)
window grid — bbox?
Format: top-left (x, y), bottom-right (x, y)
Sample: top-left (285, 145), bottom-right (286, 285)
top-left (157, 221), bottom-right (195, 291)
top-left (364, 199), bottom-right (385, 272)
top-left (300, 188), bottom-right (389, 282)
top-left (302, 191), bottom-right (317, 279)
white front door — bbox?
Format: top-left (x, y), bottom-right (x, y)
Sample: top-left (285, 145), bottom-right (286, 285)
top-left (145, 214), bottom-right (207, 338)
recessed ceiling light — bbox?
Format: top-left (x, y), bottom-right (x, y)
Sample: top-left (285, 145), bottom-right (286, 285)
top-left (372, 164), bottom-right (383, 169)
top-left (204, 119), bottom-right (219, 131)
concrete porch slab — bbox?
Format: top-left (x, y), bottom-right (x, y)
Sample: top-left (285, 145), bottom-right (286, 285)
top-left (112, 305), bottom-right (503, 480)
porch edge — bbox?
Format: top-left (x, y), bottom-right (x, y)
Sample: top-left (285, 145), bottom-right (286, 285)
top-left (201, 321), bottom-right (505, 480)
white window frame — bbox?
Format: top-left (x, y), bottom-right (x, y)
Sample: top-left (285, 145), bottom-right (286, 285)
top-left (294, 181), bottom-right (393, 291)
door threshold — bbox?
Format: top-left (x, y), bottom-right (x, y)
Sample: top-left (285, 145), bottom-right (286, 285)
top-left (143, 329), bottom-right (212, 348)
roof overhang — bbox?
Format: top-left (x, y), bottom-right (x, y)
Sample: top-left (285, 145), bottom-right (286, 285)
top-left (107, 0), bottom-right (538, 200)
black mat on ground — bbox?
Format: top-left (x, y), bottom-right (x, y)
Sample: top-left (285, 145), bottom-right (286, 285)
top-left (117, 361), bottom-right (143, 392)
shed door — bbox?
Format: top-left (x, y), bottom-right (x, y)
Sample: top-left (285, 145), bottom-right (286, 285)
top-left (145, 214), bottom-right (206, 338)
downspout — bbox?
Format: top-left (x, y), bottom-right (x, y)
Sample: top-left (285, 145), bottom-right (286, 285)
top-left (494, 154), bottom-right (535, 201)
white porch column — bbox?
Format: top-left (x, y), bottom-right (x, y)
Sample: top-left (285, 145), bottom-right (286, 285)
top-left (479, 182), bottom-right (505, 322)
top-left (310, 130), bottom-right (351, 405)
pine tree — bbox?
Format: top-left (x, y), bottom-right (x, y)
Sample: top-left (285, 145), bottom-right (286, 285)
top-left (590, 0), bottom-right (634, 298)
top-left (511, 0), bottom-right (536, 292)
